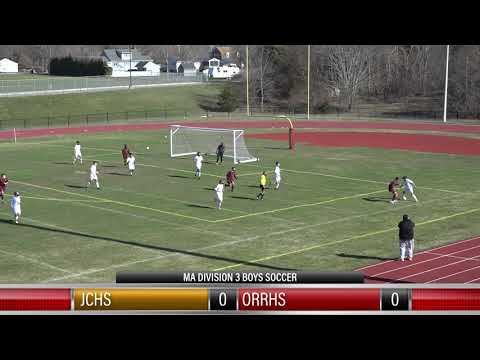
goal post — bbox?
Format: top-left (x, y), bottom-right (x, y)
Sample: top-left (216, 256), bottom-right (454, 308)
top-left (169, 125), bottom-right (258, 164)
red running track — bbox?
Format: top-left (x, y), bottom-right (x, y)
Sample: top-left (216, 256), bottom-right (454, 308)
top-left (247, 131), bottom-right (480, 156)
top-left (3, 119), bottom-right (480, 140)
top-left (357, 236), bottom-right (480, 283)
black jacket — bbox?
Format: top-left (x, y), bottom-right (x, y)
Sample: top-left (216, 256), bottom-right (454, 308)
top-left (398, 219), bottom-right (415, 241)
top-left (217, 144), bottom-right (225, 154)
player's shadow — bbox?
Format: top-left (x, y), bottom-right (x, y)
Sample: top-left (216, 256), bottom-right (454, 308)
top-left (102, 165), bottom-right (117, 168)
top-left (264, 146), bottom-right (288, 150)
top-left (230, 195), bottom-right (256, 201)
top-left (362, 197), bottom-right (391, 203)
top-left (168, 174), bottom-right (190, 179)
top-left (337, 253), bottom-right (394, 262)
top-left (65, 184), bottom-right (87, 189)
top-left (54, 161), bottom-right (73, 165)
top-left (0, 218), bottom-right (295, 272)
top-left (186, 204), bottom-right (213, 209)
top-left (106, 172), bottom-right (130, 176)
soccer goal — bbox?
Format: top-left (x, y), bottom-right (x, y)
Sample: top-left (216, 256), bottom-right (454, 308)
top-left (169, 125), bottom-right (258, 164)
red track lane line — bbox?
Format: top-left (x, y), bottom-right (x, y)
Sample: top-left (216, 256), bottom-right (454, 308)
top-left (356, 236), bottom-right (480, 272)
top-left (426, 264), bottom-right (480, 283)
top-left (369, 243), bottom-right (480, 277)
top-left (397, 256), bottom-right (480, 282)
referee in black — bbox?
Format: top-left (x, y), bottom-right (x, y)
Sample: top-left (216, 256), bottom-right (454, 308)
top-left (398, 214), bottom-right (415, 261)
top-left (216, 142), bottom-right (225, 165)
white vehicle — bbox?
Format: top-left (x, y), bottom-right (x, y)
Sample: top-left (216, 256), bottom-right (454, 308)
top-left (202, 58), bottom-right (241, 80)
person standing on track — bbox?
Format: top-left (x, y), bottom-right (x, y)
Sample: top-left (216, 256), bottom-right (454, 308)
top-left (398, 214), bottom-right (415, 261)
top-left (122, 144), bottom-right (130, 166)
top-left (216, 142), bottom-right (225, 165)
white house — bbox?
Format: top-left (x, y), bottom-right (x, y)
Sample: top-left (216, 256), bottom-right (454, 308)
top-left (102, 49), bottom-right (161, 77)
top-left (202, 58), bottom-right (240, 79)
top-left (0, 58), bottom-right (18, 73)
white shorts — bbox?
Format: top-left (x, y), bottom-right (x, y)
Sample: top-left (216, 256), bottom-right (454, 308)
top-left (196, 165), bottom-right (202, 171)
top-left (216, 194), bottom-right (223, 202)
top-left (90, 175), bottom-right (98, 181)
top-left (405, 187), bottom-right (414, 194)
top-left (276, 176), bottom-right (281, 183)
top-left (75, 152), bottom-right (82, 159)
top-left (12, 206), bottom-right (21, 216)
top-left (128, 166), bottom-right (135, 171)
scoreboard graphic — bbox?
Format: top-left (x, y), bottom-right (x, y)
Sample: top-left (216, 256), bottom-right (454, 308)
top-left (1, 272), bottom-right (480, 314)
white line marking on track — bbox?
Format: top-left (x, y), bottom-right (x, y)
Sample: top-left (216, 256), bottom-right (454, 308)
top-left (426, 263), bottom-right (480, 283)
top-left (371, 244), bottom-right (480, 277)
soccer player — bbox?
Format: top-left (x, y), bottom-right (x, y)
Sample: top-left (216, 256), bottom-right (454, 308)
top-left (10, 191), bottom-right (21, 224)
top-left (216, 142), bottom-right (225, 165)
top-left (194, 152), bottom-right (203, 179)
top-left (274, 161), bottom-right (281, 190)
top-left (73, 141), bottom-right (83, 165)
top-left (214, 179), bottom-right (225, 210)
top-left (126, 152), bottom-right (136, 176)
top-left (0, 173), bottom-right (8, 203)
top-left (226, 167), bottom-right (237, 192)
top-left (87, 161), bottom-right (100, 190)
top-left (122, 144), bottom-right (130, 166)
top-left (402, 176), bottom-right (418, 202)
top-left (388, 177), bottom-right (401, 204)
top-left (256, 171), bottom-right (268, 200)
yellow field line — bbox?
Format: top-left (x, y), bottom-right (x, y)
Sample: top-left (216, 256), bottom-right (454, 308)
top-left (10, 180), bottom-right (214, 223)
top-left (212, 188), bottom-right (385, 223)
top-left (213, 206), bottom-right (480, 271)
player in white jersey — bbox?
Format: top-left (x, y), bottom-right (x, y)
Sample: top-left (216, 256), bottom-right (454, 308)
top-left (402, 176), bottom-right (418, 202)
top-left (126, 153), bottom-right (136, 176)
top-left (10, 191), bottom-right (21, 224)
top-left (214, 179), bottom-right (224, 210)
top-left (194, 152), bottom-right (204, 179)
top-left (73, 141), bottom-right (83, 165)
top-left (87, 161), bottom-right (100, 190)
top-left (274, 161), bottom-right (281, 190)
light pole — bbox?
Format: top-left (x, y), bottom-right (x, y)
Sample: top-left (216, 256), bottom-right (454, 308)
top-left (246, 45), bottom-right (250, 117)
top-left (307, 45), bottom-right (310, 120)
top-left (129, 45), bottom-right (133, 89)
top-left (443, 45), bottom-right (450, 123)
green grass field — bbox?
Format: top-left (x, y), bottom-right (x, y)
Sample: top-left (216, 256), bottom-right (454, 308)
top-left (1, 129), bottom-right (480, 283)
top-left (0, 84), bottom-right (220, 122)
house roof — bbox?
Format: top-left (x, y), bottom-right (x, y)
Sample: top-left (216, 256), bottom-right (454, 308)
top-left (0, 58), bottom-right (18, 65)
top-left (103, 49), bottom-right (152, 62)
top-left (135, 61), bottom-right (149, 70)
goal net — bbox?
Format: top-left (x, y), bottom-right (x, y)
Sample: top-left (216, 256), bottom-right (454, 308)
top-left (170, 125), bottom-right (258, 164)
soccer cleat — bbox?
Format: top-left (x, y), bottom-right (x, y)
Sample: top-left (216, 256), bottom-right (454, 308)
top-left (400, 258), bottom-right (404, 261)
top-left (403, 196), bottom-right (407, 201)
top-left (408, 257), bottom-right (413, 261)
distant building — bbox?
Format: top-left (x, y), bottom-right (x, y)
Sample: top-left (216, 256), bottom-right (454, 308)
top-left (102, 48), bottom-right (160, 77)
top-left (176, 62), bottom-right (197, 76)
top-left (203, 57), bottom-right (240, 79)
top-left (0, 58), bottom-right (18, 73)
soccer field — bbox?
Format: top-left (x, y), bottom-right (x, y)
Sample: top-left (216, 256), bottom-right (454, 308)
top-left (1, 126), bottom-right (480, 283)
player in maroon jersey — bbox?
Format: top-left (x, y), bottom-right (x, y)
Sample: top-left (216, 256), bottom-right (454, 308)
top-left (388, 177), bottom-right (401, 204)
top-left (0, 174), bottom-right (8, 202)
top-left (122, 144), bottom-right (130, 166)
top-left (226, 167), bottom-right (238, 192)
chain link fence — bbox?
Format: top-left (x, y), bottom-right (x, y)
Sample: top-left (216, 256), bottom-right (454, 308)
top-left (0, 73), bottom-right (206, 96)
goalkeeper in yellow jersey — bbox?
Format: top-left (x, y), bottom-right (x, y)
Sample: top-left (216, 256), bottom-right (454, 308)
top-left (256, 171), bottom-right (268, 200)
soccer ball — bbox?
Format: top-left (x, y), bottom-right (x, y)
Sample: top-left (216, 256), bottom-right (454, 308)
top-left (146, 146), bottom-right (150, 150)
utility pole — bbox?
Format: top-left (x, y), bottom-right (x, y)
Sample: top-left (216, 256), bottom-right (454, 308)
top-left (307, 45), bottom-right (310, 120)
top-left (443, 45), bottom-right (450, 123)
top-left (129, 45), bottom-right (133, 89)
top-left (246, 45), bottom-right (250, 116)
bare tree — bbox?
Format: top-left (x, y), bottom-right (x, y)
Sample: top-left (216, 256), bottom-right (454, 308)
top-left (250, 45), bottom-right (276, 111)
top-left (328, 45), bottom-right (369, 111)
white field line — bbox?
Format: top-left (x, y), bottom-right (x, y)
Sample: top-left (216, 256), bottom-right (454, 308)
top-left (43, 193), bottom-right (463, 282)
